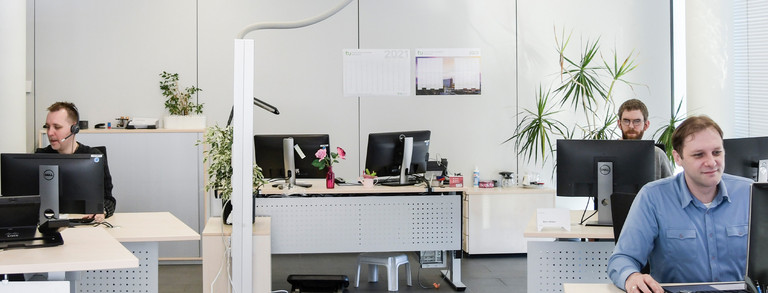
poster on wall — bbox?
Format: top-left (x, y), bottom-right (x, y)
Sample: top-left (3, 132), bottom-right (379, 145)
top-left (415, 48), bottom-right (481, 95)
top-left (342, 49), bottom-right (410, 97)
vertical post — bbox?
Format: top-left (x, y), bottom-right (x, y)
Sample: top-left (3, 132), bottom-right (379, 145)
top-left (232, 39), bottom-right (255, 293)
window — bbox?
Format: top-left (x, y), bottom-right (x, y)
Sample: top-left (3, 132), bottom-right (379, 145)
top-left (734, 0), bottom-right (768, 137)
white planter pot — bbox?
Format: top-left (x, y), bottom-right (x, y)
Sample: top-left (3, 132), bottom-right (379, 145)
top-left (163, 115), bottom-right (206, 129)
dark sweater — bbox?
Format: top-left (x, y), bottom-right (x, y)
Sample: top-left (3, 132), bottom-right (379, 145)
top-left (36, 143), bottom-right (116, 218)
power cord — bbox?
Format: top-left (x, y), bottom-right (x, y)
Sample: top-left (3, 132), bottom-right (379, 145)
top-left (414, 252), bottom-right (441, 289)
top-left (579, 197), bottom-right (597, 225)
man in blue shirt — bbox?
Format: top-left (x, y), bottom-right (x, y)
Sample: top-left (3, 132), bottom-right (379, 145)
top-left (607, 115), bottom-right (752, 293)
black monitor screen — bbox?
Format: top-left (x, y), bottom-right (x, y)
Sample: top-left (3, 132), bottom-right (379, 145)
top-left (748, 183), bottom-right (768, 290)
top-left (556, 139), bottom-right (655, 197)
top-left (365, 130), bottom-right (431, 177)
top-left (254, 134), bottom-right (330, 179)
top-left (724, 136), bottom-right (768, 182)
top-left (1, 153), bottom-right (105, 215)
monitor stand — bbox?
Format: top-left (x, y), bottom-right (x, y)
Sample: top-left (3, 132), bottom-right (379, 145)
top-left (585, 161), bottom-right (613, 227)
top-left (39, 165), bottom-right (60, 224)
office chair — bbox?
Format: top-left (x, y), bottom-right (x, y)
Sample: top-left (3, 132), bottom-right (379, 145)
top-left (610, 192), bottom-right (650, 274)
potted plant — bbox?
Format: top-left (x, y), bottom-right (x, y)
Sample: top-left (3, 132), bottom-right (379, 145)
top-left (198, 124), bottom-right (265, 223)
top-left (159, 71), bottom-right (206, 129)
top-left (359, 168), bottom-right (378, 188)
top-left (507, 28), bottom-right (642, 166)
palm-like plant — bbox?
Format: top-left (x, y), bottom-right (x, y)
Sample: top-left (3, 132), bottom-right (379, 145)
top-left (505, 85), bottom-right (567, 164)
top-left (653, 99), bottom-right (686, 166)
top-left (508, 27), bottom-right (640, 165)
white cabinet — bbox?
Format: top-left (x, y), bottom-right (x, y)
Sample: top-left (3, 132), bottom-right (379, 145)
top-left (41, 129), bottom-right (204, 259)
top-left (462, 188), bottom-right (555, 254)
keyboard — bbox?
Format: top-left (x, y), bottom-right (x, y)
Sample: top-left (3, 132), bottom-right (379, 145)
top-left (68, 218), bottom-right (95, 224)
top-left (664, 289), bottom-right (749, 293)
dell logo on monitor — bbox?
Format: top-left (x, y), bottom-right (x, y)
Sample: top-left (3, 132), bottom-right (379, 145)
top-left (43, 169), bottom-right (55, 181)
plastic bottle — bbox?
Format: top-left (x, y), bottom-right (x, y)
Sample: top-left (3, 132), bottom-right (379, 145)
top-left (473, 167), bottom-right (480, 187)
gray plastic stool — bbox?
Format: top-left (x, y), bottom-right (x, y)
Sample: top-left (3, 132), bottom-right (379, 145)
top-left (355, 252), bottom-right (412, 291)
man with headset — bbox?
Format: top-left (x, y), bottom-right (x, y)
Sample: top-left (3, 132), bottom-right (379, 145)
top-left (36, 101), bottom-right (116, 221)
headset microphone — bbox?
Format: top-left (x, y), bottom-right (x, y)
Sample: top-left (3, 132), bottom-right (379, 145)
top-left (60, 124), bottom-right (80, 142)
top-left (60, 132), bottom-right (74, 142)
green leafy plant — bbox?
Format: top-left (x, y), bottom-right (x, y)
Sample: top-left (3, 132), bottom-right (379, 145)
top-left (159, 71), bottom-right (203, 115)
top-left (364, 168), bottom-right (377, 179)
top-left (507, 27), bottom-right (640, 164)
top-left (198, 125), bottom-right (264, 202)
top-left (653, 99), bottom-right (686, 167)
top-left (505, 85), bottom-right (568, 164)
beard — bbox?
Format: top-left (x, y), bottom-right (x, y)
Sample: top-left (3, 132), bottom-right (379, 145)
top-left (622, 130), bottom-right (645, 140)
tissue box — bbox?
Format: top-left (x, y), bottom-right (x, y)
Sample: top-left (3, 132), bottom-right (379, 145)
top-left (449, 176), bottom-right (464, 187)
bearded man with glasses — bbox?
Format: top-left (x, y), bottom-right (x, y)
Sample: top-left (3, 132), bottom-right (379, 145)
top-left (617, 99), bottom-right (673, 179)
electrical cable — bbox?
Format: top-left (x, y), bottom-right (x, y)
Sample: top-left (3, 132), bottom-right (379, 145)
top-left (579, 197), bottom-right (597, 225)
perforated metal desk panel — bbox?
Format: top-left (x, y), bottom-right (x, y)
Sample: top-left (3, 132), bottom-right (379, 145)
top-left (254, 194), bottom-right (461, 254)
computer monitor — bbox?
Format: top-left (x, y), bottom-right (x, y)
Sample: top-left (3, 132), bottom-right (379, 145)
top-left (254, 134), bottom-right (330, 187)
top-left (723, 136), bottom-right (768, 182)
top-left (1, 153), bottom-right (105, 223)
top-left (556, 139), bottom-right (655, 226)
top-left (747, 182), bottom-right (768, 291)
top-left (365, 130), bottom-right (431, 185)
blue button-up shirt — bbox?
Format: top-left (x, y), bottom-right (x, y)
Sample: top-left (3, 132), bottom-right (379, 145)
top-left (607, 173), bottom-right (752, 290)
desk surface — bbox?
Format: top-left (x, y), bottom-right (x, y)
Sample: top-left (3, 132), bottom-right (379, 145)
top-left (202, 216), bottom-right (271, 236)
top-left (563, 283), bottom-right (622, 293)
top-left (260, 178), bottom-right (551, 195)
top-left (90, 212), bottom-right (200, 242)
top-left (524, 210), bottom-right (614, 239)
top-left (0, 228), bottom-right (138, 274)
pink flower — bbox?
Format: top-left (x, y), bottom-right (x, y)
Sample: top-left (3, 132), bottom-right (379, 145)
top-left (315, 148), bottom-right (327, 160)
top-left (337, 147), bottom-right (346, 160)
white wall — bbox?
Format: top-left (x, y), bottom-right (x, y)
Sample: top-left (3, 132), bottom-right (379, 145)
top-left (1, 0), bottom-right (27, 154)
top-left (28, 0), bottom-right (673, 185)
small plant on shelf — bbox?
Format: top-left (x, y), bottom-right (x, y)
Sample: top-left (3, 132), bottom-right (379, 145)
top-left (363, 168), bottom-right (377, 179)
top-left (159, 71), bottom-right (203, 116)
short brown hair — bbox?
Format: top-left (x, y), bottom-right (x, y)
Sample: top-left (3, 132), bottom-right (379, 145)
top-left (618, 99), bottom-right (649, 121)
top-left (671, 115), bottom-right (723, 155)
top-left (47, 101), bottom-right (79, 124)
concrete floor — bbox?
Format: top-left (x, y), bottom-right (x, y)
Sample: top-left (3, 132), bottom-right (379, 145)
top-left (159, 253), bottom-right (527, 293)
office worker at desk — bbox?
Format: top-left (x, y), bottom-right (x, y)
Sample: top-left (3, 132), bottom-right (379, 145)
top-left (607, 116), bottom-right (752, 293)
top-left (37, 101), bottom-right (116, 221)
top-left (617, 99), bottom-right (673, 179)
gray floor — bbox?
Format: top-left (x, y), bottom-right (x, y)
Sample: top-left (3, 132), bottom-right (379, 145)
top-left (159, 253), bottom-right (527, 293)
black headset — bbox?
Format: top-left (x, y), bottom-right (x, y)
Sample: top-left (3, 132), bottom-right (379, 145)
top-left (60, 103), bottom-right (80, 142)
top-left (70, 103), bottom-right (80, 135)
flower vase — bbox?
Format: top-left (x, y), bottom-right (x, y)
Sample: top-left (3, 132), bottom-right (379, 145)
top-left (326, 166), bottom-right (335, 189)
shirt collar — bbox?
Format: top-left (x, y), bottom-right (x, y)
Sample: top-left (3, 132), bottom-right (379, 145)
top-left (675, 172), bottom-right (730, 209)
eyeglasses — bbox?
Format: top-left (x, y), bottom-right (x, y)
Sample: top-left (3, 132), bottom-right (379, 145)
top-left (621, 119), bottom-right (644, 127)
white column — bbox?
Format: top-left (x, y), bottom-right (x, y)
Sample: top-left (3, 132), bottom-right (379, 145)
top-left (0, 0), bottom-right (27, 153)
top-left (232, 39), bottom-right (255, 293)
top-left (685, 0), bottom-right (734, 134)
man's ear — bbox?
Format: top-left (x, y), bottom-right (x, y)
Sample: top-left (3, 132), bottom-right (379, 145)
top-left (643, 120), bottom-right (650, 132)
top-left (673, 149), bottom-right (682, 166)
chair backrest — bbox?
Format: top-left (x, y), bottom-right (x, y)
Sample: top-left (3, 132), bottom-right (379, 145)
top-left (93, 146), bottom-right (107, 157)
top-left (610, 192), bottom-right (637, 243)
top-left (611, 191), bottom-right (651, 273)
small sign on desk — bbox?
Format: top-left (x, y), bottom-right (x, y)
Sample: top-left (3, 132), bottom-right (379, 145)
top-left (537, 208), bottom-right (571, 232)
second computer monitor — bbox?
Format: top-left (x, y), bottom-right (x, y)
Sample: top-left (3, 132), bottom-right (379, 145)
top-left (556, 139), bottom-right (655, 226)
top-left (365, 130), bottom-right (431, 180)
top-left (254, 134), bottom-right (330, 179)
top-left (723, 136), bottom-right (768, 182)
